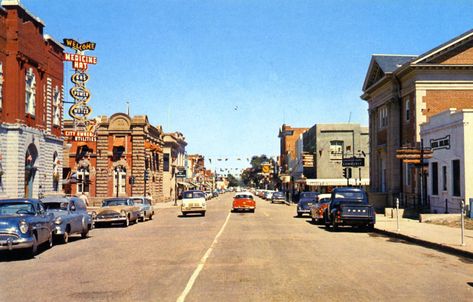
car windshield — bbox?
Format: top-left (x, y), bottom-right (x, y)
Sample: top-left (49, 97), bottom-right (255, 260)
top-left (335, 191), bottom-right (365, 200)
top-left (300, 192), bottom-right (318, 199)
top-left (0, 202), bottom-right (35, 215)
top-left (235, 194), bottom-right (253, 199)
top-left (319, 197), bottom-right (331, 203)
top-left (183, 192), bottom-right (205, 199)
top-left (43, 202), bottom-right (68, 210)
top-left (132, 198), bottom-right (144, 204)
top-left (103, 199), bottom-right (128, 206)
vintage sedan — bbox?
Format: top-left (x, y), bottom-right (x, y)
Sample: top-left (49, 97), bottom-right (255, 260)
top-left (41, 196), bottom-right (92, 243)
top-left (296, 192), bottom-right (320, 217)
top-left (130, 196), bottom-right (154, 222)
top-left (232, 192), bottom-right (256, 213)
top-left (92, 197), bottom-right (140, 227)
top-left (0, 198), bottom-right (54, 257)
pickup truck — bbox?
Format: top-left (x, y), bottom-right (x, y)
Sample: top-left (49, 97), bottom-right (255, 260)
top-left (324, 187), bottom-right (375, 231)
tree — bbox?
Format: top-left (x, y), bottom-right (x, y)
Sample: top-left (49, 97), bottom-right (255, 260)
top-left (227, 174), bottom-right (240, 187)
top-left (241, 155), bottom-right (280, 189)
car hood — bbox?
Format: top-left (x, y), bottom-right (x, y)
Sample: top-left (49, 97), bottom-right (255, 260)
top-left (0, 215), bottom-right (25, 229)
top-left (45, 210), bottom-right (69, 218)
top-left (97, 206), bottom-right (135, 214)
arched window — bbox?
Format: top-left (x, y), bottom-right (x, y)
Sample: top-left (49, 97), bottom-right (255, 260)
top-left (405, 97), bottom-right (410, 122)
top-left (25, 68), bottom-right (36, 116)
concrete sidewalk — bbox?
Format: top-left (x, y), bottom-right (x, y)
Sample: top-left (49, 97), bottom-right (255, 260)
top-left (375, 214), bottom-right (473, 259)
top-left (153, 201), bottom-right (180, 209)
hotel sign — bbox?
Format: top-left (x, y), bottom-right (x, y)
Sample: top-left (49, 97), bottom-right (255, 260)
top-left (63, 38), bottom-right (96, 126)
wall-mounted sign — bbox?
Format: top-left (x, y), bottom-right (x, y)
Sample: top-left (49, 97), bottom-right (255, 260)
top-left (430, 135), bottom-right (450, 150)
top-left (63, 130), bottom-right (96, 142)
top-left (63, 38), bottom-right (96, 127)
top-left (63, 39), bottom-right (96, 51)
top-left (342, 157), bottom-right (365, 167)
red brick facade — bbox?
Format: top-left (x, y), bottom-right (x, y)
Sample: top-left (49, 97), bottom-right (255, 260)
top-left (0, 4), bottom-right (63, 136)
top-left (423, 90), bottom-right (473, 119)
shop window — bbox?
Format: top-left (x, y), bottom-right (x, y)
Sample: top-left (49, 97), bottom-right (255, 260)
top-left (77, 167), bottom-right (90, 193)
top-left (53, 86), bottom-right (61, 126)
top-left (452, 160), bottom-right (461, 197)
top-left (431, 162), bottom-right (438, 195)
top-left (404, 163), bottom-right (412, 186)
top-left (25, 68), bottom-right (36, 116)
top-left (76, 145), bottom-right (90, 162)
top-left (0, 62), bottom-right (3, 110)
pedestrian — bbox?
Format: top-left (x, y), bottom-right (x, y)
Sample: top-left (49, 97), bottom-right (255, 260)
top-left (78, 192), bottom-right (89, 207)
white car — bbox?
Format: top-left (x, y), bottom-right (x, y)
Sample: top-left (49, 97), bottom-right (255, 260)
top-left (180, 190), bottom-right (206, 216)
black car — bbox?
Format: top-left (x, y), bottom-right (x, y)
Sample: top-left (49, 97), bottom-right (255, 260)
top-left (296, 192), bottom-right (319, 217)
top-left (324, 187), bottom-right (375, 231)
top-left (271, 192), bottom-right (286, 204)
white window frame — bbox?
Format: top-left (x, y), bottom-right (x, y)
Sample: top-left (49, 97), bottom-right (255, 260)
top-left (114, 166), bottom-right (127, 195)
top-left (77, 168), bottom-right (90, 193)
top-left (25, 68), bottom-right (36, 116)
top-left (53, 86), bottom-right (61, 126)
top-left (405, 97), bottom-right (410, 122)
top-left (329, 140), bottom-right (344, 159)
top-left (0, 62), bottom-right (3, 110)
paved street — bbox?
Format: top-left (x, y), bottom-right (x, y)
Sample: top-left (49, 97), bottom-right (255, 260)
top-left (1, 193), bottom-right (473, 302)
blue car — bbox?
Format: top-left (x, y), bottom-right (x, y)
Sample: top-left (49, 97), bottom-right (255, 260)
top-left (0, 199), bottom-right (54, 257)
top-left (297, 192), bottom-right (320, 217)
top-left (41, 196), bottom-right (92, 243)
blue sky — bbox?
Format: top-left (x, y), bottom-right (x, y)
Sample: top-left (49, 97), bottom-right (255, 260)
top-left (20, 0), bottom-right (473, 173)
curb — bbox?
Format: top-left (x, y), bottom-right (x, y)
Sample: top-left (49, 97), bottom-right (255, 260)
top-left (374, 228), bottom-right (473, 260)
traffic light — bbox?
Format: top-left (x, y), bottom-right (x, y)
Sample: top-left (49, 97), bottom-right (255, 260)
top-left (342, 168), bottom-right (347, 178)
top-left (144, 170), bottom-right (149, 181)
top-left (347, 168), bottom-right (352, 179)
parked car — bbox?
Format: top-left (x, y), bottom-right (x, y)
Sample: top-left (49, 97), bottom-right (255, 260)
top-left (130, 196), bottom-right (154, 222)
top-left (297, 192), bottom-right (320, 217)
top-left (180, 190), bottom-right (206, 216)
top-left (324, 187), bottom-right (375, 231)
top-left (271, 192), bottom-right (286, 204)
top-left (310, 193), bottom-right (339, 224)
top-left (92, 197), bottom-right (140, 227)
top-left (41, 196), bottom-right (92, 243)
top-left (232, 192), bottom-right (256, 213)
top-left (264, 191), bottom-right (274, 200)
top-left (0, 198), bottom-right (54, 257)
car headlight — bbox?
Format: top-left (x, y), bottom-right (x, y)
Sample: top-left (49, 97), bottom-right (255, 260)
top-left (120, 210), bottom-right (127, 217)
top-left (19, 220), bottom-right (29, 234)
top-left (55, 217), bottom-right (63, 225)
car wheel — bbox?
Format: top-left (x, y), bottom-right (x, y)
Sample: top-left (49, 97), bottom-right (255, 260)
top-left (123, 216), bottom-right (130, 227)
top-left (28, 234), bottom-right (38, 258)
top-left (367, 224), bottom-right (374, 231)
top-left (61, 231), bottom-right (69, 244)
top-left (140, 214), bottom-right (146, 222)
top-left (202, 211), bottom-right (206, 217)
top-left (81, 227), bottom-right (89, 239)
top-left (297, 212), bottom-right (302, 218)
top-left (251, 209), bottom-right (255, 213)
top-left (311, 217), bottom-right (316, 224)
top-left (331, 220), bottom-right (338, 232)
top-left (47, 232), bottom-right (53, 249)
top-left (149, 213), bottom-right (154, 220)
top-left (182, 212), bottom-right (187, 216)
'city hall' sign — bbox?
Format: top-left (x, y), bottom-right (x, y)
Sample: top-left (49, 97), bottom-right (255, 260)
top-left (62, 38), bottom-right (97, 127)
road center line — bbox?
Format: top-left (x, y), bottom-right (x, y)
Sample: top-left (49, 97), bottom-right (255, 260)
top-left (176, 212), bottom-right (232, 302)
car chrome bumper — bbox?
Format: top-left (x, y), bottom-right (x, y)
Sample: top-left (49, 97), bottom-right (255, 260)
top-left (181, 207), bottom-right (205, 212)
top-left (0, 237), bottom-right (34, 251)
top-left (94, 217), bottom-right (127, 223)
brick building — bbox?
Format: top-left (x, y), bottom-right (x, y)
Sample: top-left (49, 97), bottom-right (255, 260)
top-left (361, 29), bottom-right (473, 208)
top-left (0, 1), bottom-right (64, 198)
top-left (63, 113), bottom-right (165, 205)
top-left (278, 124), bottom-right (308, 191)
top-left (162, 132), bottom-right (187, 202)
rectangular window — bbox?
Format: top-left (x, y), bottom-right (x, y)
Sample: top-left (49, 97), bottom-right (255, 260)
top-left (379, 106), bottom-right (388, 128)
top-left (431, 162), bottom-right (438, 195)
top-left (330, 140), bottom-right (344, 159)
top-left (405, 97), bottom-right (410, 122)
top-left (442, 166), bottom-right (447, 191)
top-left (405, 163), bottom-right (411, 186)
top-left (452, 159), bottom-right (461, 197)
top-left (163, 153), bottom-right (170, 172)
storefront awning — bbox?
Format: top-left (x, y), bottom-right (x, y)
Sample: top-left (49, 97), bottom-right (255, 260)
top-left (177, 181), bottom-right (192, 188)
top-left (304, 178), bottom-right (370, 186)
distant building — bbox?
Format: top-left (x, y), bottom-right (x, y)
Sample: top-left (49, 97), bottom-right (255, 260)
top-left (421, 108), bottom-right (473, 213)
top-left (361, 29), bottom-right (473, 208)
top-left (278, 124), bottom-right (309, 192)
top-left (0, 1), bottom-right (64, 198)
top-left (297, 123), bottom-right (369, 193)
top-left (162, 132), bottom-right (187, 202)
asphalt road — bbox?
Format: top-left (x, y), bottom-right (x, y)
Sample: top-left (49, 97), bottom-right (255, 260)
top-left (1, 193), bottom-right (473, 302)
